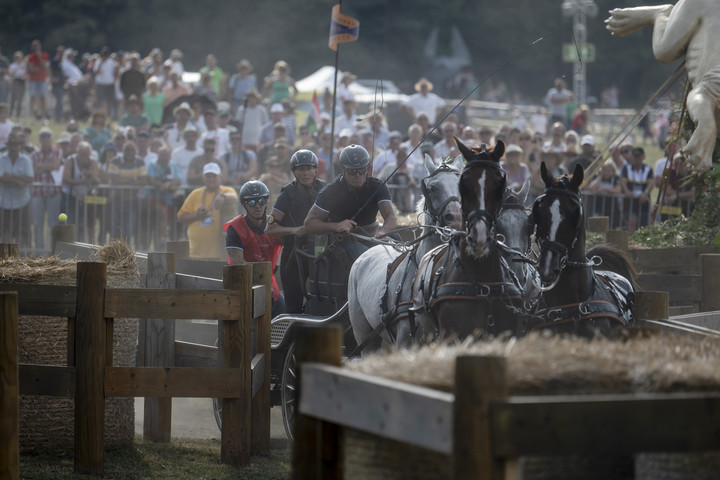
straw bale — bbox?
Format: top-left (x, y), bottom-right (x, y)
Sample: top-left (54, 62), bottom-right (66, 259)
top-left (342, 333), bottom-right (720, 479)
top-left (4, 240), bottom-right (140, 451)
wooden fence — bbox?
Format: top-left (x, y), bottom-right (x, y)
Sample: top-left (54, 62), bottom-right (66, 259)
top-left (292, 326), bottom-right (720, 479)
top-left (0, 255), bottom-right (271, 478)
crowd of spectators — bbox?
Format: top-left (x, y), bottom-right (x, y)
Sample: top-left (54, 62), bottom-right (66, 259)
top-left (0, 42), bottom-right (695, 255)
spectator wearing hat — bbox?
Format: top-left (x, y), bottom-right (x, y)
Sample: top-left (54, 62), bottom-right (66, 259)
top-left (165, 102), bottom-right (195, 150)
top-left (187, 136), bottom-right (228, 186)
top-left (216, 102), bottom-right (233, 131)
top-left (337, 71), bottom-right (357, 103)
top-left (178, 162), bottom-right (238, 259)
top-left (263, 60), bottom-right (296, 103)
top-left (234, 88), bottom-right (267, 152)
top-left (120, 94), bottom-right (150, 130)
top-left (228, 59), bottom-right (257, 113)
top-left (30, 128), bottom-right (63, 250)
top-left (57, 131), bottom-right (74, 159)
top-left (401, 78), bottom-right (447, 125)
top-left (334, 97), bottom-right (358, 136)
top-left (619, 146), bottom-right (654, 233)
top-left (171, 126), bottom-right (200, 185)
top-left (259, 103), bottom-right (295, 149)
top-left (567, 134), bottom-right (596, 172)
top-left (168, 49), bottom-right (184, 76)
top-left (93, 47), bottom-right (118, 119)
top-left (433, 121), bottom-right (458, 160)
top-left (542, 122), bottom-right (567, 153)
top-left (500, 144), bottom-right (531, 193)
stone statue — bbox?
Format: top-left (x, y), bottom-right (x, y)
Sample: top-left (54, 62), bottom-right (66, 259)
top-left (606, 1), bottom-right (720, 172)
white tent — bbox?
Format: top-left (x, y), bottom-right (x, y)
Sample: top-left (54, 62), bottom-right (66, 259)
top-left (295, 66), bottom-right (408, 103)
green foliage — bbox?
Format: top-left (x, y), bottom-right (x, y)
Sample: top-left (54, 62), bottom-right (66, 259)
top-left (631, 175), bottom-right (720, 248)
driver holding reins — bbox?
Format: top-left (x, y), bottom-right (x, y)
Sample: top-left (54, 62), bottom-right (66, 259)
top-left (266, 149), bottom-right (327, 314)
top-left (304, 144), bottom-right (398, 262)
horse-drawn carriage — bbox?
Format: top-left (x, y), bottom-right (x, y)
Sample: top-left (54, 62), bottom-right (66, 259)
top-left (215, 140), bottom-right (638, 440)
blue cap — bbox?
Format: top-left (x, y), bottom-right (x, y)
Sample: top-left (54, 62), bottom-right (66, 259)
top-left (102, 142), bottom-right (117, 152)
top-left (137, 130), bottom-right (150, 138)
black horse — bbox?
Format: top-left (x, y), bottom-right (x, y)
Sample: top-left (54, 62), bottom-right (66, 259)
top-left (528, 162), bottom-right (635, 338)
top-left (412, 139), bottom-right (524, 340)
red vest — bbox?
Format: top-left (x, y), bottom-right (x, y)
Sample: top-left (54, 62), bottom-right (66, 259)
top-left (224, 215), bottom-right (282, 301)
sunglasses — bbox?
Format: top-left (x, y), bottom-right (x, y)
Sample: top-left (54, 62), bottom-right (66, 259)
top-left (345, 167), bottom-right (367, 176)
top-left (519, 136), bottom-right (531, 141)
top-left (620, 149), bottom-right (631, 154)
top-left (245, 198), bottom-right (267, 207)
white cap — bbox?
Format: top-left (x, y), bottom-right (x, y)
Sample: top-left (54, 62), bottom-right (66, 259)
top-left (506, 144), bottom-right (524, 154)
top-left (270, 103), bottom-right (285, 113)
top-left (203, 162), bottom-right (222, 176)
top-left (581, 134), bottom-right (594, 146)
top-left (339, 128), bottom-right (353, 138)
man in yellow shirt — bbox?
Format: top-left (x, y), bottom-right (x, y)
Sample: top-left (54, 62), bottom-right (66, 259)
top-left (177, 162), bottom-right (238, 259)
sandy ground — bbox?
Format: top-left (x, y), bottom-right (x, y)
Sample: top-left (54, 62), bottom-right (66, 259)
top-left (133, 397), bottom-right (288, 443)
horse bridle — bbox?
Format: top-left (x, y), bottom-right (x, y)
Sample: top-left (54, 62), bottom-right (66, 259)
top-left (532, 187), bottom-right (589, 274)
top-left (421, 163), bottom-right (461, 226)
top-left (461, 159), bottom-right (507, 235)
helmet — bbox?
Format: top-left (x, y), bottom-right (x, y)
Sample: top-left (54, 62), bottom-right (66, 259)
top-left (339, 144), bottom-right (370, 169)
top-left (239, 180), bottom-right (270, 201)
top-left (290, 149), bottom-right (319, 169)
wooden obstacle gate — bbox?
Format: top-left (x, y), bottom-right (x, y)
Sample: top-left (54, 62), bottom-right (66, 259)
top-left (0, 254), bottom-right (271, 478)
top-left (292, 327), bottom-right (720, 480)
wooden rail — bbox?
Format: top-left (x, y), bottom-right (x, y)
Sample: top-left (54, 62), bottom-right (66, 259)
top-left (0, 254), bottom-right (271, 477)
top-left (293, 326), bottom-right (720, 479)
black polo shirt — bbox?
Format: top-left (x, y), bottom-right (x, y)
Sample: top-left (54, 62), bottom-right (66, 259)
top-left (273, 178), bottom-right (327, 249)
top-left (314, 175), bottom-right (392, 226)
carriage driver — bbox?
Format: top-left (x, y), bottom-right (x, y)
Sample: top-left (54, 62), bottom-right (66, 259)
top-left (303, 144), bottom-right (398, 262)
top-left (266, 150), bottom-right (327, 314)
top-left (224, 180), bottom-right (285, 317)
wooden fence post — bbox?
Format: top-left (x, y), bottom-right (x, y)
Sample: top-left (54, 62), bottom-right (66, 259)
top-left (701, 254), bottom-right (720, 312)
top-left (251, 261), bottom-right (271, 454)
top-left (143, 253), bottom-right (176, 442)
top-left (605, 230), bottom-right (629, 252)
top-left (221, 264), bottom-right (253, 467)
top-left (587, 216), bottom-right (609, 234)
top-left (0, 292), bottom-right (19, 480)
top-left (291, 326), bottom-right (343, 480)
top-left (74, 262), bottom-right (107, 475)
top-left (51, 224), bottom-right (75, 255)
top-left (635, 291), bottom-right (670, 320)
top-left (454, 355), bottom-right (508, 480)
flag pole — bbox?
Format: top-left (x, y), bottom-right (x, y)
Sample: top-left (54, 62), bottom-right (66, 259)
top-left (328, 2), bottom-right (342, 180)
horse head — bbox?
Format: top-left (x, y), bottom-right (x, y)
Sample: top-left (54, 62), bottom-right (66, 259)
top-left (531, 162), bottom-right (585, 288)
top-left (456, 138), bottom-right (507, 258)
top-left (419, 154), bottom-right (463, 229)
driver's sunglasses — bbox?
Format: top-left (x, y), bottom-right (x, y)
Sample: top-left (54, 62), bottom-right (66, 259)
top-left (245, 198), bottom-right (267, 207)
top-left (345, 167), bottom-right (367, 176)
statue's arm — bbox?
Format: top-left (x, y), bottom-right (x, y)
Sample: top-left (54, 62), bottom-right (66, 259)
top-left (605, 5), bottom-right (674, 37)
top-left (651, 0), bottom-right (704, 62)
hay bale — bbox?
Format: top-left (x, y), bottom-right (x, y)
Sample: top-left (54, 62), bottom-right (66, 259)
top-left (3, 240), bottom-right (140, 452)
top-left (342, 334), bottom-right (720, 479)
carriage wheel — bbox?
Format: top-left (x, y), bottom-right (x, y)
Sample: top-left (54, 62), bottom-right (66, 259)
top-left (280, 341), bottom-right (298, 441)
top-left (212, 396), bottom-right (223, 432)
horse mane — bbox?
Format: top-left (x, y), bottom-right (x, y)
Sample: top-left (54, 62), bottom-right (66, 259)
top-left (587, 243), bottom-right (640, 291)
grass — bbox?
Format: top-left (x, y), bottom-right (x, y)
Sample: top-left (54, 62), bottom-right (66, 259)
top-left (19, 437), bottom-right (290, 480)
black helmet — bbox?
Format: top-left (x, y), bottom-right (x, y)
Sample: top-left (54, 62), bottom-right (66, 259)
top-left (239, 180), bottom-right (270, 201)
top-left (290, 149), bottom-right (319, 169)
top-left (339, 144), bottom-right (370, 169)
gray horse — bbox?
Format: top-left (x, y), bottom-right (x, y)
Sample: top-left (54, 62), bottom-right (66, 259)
top-left (348, 154), bottom-right (463, 354)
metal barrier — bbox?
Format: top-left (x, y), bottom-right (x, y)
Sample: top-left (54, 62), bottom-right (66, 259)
top-left (581, 191), bottom-right (694, 232)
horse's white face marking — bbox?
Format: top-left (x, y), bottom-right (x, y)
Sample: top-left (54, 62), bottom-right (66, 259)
top-left (477, 171), bottom-right (486, 210)
top-left (549, 199), bottom-right (562, 241)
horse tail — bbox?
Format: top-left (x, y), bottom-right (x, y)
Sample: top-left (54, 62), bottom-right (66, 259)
top-left (587, 243), bottom-right (640, 291)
